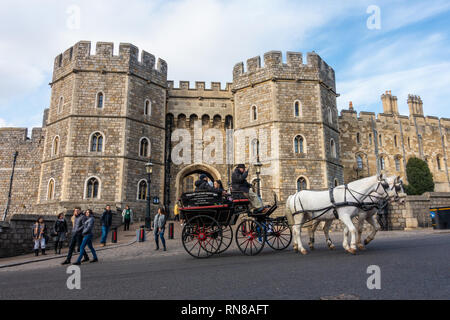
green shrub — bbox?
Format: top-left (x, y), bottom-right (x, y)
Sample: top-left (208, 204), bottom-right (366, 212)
top-left (404, 157), bottom-right (434, 195)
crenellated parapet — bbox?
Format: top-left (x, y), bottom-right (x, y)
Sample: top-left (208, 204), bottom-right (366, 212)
top-left (167, 81), bottom-right (233, 101)
top-left (52, 41), bottom-right (167, 87)
top-left (232, 51), bottom-right (336, 92)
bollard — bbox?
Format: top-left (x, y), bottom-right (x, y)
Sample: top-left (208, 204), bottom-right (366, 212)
top-left (111, 227), bottom-right (118, 243)
top-left (137, 225), bottom-right (146, 242)
top-left (168, 222), bottom-right (174, 239)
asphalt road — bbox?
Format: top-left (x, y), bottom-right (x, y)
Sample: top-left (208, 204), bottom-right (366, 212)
top-left (0, 231), bottom-right (449, 300)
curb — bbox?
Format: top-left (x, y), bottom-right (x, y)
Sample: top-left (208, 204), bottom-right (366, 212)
top-left (0, 231), bottom-right (151, 269)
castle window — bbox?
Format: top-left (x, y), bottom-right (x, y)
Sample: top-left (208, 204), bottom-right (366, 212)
top-left (139, 137), bottom-right (150, 157)
top-left (395, 156), bottom-right (401, 171)
top-left (251, 105), bottom-right (258, 121)
top-left (437, 156), bottom-right (442, 170)
top-left (58, 97), bottom-right (64, 113)
top-left (52, 136), bottom-right (60, 156)
top-left (85, 177), bottom-right (100, 199)
top-left (356, 133), bottom-right (361, 144)
top-left (330, 139), bottom-right (336, 158)
top-left (379, 134), bottom-right (382, 147)
top-left (90, 132), bottom-right (104, 152)
top-left (201, 114), bottom-right (210, 128)
top-left (144, 100), bottom-right (151, 116)
top-left (225, 115), bottom-right (233, 129)
top-left (327, 107), bottom-right (333, 124)
top-left (394, 135), bottom-right (398, 147)
top-left (189, 114), bottom-right (198, 129)
top-left (294, 100), bottom-right (301, 117)
top-left (137, 179), bottom-right (148, 200)
top-left (379, 156), bottom-right (385, 170)
top-left (369, 133), bottom-right (372, 145)
top-left (294, 135), bottom-right (305, 154)
top-left (251, 138), bottom-right (259, 162)
top-left (47, 178), bottom-right (55, 200)
top-left (96, 92), bottom-right (104, 109)
top-left (296, 177), bottom-right (308, 192)
top-left (334, 179), bottom-right (339, 187)
top-left (356, 155), bottom-right (363, 170)
top-left (408, 137), bottom-right (411, 148)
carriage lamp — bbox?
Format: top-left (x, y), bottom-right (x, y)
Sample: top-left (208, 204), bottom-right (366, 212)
top-left (254, 159), bottom-right (262, 198)
top-left (145, 161), bottom-right (154, 230)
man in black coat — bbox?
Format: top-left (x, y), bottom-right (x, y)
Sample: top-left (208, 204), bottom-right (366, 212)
top-left (100, 205), bottom-right (113, 247)
top-left (231, 164), bottom-right (267, 213)
top-left (61, 207), bottom-right (90, 265)
top-left (195, 174), bottom-right (214, 191)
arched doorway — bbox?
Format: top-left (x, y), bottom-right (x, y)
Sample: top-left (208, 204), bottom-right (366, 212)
top-left (175, 163), bottom-right (221, 200)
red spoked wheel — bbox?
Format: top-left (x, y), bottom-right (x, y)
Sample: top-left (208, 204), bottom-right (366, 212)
top-left (181, 215), bottom-right (223, 259)
top-left (235, 219), bottom-right (266, 256)
top-left (216, 225), bottom-right (233, 254)
top-left (265, 220), bottom-right (292, 251)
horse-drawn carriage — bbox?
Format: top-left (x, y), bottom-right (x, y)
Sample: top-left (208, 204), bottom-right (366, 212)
top-left (179, 191), bottom-right (292, 258)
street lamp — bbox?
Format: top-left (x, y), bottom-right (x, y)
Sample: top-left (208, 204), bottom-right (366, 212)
top-left (254, 157), bottom-right (262, 198)
top-left (145, 161), bottom-right (153, 230)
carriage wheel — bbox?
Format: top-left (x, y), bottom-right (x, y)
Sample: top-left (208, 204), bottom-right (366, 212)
top-left (235, 219), bottom-right (266, 256)
top-left (216, 225), bottom-right (233, 254)
top-left (182, 215), bottom-right (223, 259)
top-left (265, 220), bottom-right (292, 251)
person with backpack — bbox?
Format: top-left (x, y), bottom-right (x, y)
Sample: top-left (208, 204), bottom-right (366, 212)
top-left (121, 205), bottom-right (133, 231)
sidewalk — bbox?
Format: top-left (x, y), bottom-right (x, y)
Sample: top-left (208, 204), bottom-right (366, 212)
top-left (0, 220), bottom-right (185, 269)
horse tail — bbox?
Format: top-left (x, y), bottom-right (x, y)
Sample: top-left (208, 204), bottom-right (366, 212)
top-left (285, 195), bottom-right (295, 227)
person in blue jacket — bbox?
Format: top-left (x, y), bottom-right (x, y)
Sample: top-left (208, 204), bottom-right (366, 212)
top-left (73, 209), bottom-right (98, 265)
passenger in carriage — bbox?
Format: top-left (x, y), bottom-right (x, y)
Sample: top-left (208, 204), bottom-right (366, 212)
top-left (213, 179), bottom-right (227, 196)
top-left (231, 164), bottom-right (268, 214)
top-left (194, 174), bottom-right (214, 191)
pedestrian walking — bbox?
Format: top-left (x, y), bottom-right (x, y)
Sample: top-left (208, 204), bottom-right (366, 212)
top-left (61, 207), bottom-right (90, 265)
top-left (121, 205), bottom-right (133, 231)
top-left (154, 206), bottom-right (168, 251)
top-left (32, 217), bottom-right (48, 256)
top-left (73, 209), bottom-right (98, 265)
top-left (53, 213), bottom-right (68, 254)
top-left (174, 200), bottom-right (180, 222)
top-left (100, 205), bottom-right (113, 247)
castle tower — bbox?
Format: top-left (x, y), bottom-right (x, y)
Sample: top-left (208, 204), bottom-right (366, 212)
top-left (381, 90), bottom-right (399, 115)
top-left (408, 94), bottom-right (424, 116)
top-left (38, 41), bottom-right (167, 216)
top-left (232, 51), bottom-right (342, 205)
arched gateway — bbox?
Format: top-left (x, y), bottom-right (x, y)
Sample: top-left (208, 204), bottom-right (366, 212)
top-left (175, 163), bottom-right (222, 200)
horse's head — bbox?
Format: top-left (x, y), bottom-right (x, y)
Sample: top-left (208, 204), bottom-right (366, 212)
top-left (373, 173), bottom-right (390, 197)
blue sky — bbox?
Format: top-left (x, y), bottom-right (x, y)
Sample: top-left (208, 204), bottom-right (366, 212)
top-left (1, 0), bottom-right (449, 132)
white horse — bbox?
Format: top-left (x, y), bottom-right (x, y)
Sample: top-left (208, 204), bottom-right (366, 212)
top-left (285, 174), bottom-right (391, 255)
top-left (307, 175), bottom-right (405, 251)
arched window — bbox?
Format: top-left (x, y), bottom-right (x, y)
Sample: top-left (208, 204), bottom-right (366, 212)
top-left (294, 135), bottom-right (305, 154)
top-left (369, 133), bottom-right (372, 145)
top-left (395, 156), bottom-right (401, 171)
top-left (330, 139), bottom-right (336, 158)
top-left (251, 105), bottom-right (258, 121)
top-left (137, 179), bottom-right (148, 200)
top-left (251, 138), bottom-right (259, 161)
top-left (408, 137), bottom-right (411, 148)
top-left (139, 138), bottom-right (150, 157)
top-left (225, 115), bottom-right (233, 129)
top-left (356, 155), bottom-right (363, 170)
top-left (90, 132), bottom-right (104, 152)
top-left (327, 107), bottom-right (333, 124)
top-left (394, 135), bottom-right (398, 147)
top-left (189, 114), bottom-right (198, 129)
top-left (379, 134), bottom-right (382, 147)
top-left (85, 177), bottom-right (100, 199)
top-left (296, 177), bottom-right (308, 191)
top-left (58, 97), bottom-right (64, 113)
top-left (379, 156), bottom-right (385, 170)
top-left (294, 100), bottom-right (301, 117)
top-left (96, 92), bottom-right (104, 108)
top-left (437, 156), bottom-right (442, 170)
top-left (52, 136), bottom-right (60, 156)
top-left (144, 100), bottom-right (151, 116)
top-left (47, 178), bottom-right (55, 200)
top-left (356, 133), bottom-right (361, 144)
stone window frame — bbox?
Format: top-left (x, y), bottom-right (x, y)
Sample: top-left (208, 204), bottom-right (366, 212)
top-left (394, 135), bottom-right (398, 148)
top-left (394, 155), bottom-right (402, 172)
top-left (144, 99), bottom-right (152, 116)
top-left (47, 178), bottom-right (56, 200)
top-left (250, 138), bottom-right (259, 163)
top-left (334, 178), bottom-right (339, 187)
top-left (89, 131), bottom-right (105, 153)
top-left (84, 176), bottom-right (101, 199)
top-left (139, 137), bottom-right (151, 158)
top-left (368, 133), bottom-right (373, 145)
top-left (379, 155), bottom-right (386, 170)
top-left (379, 134), bottom-right (383, 147)
top-left (136, 179), bottom-right (148, 201)
top-left (293, 134), bottom-right (307, 154)
top-left (52, 135), bottom-right (60, 157)
top-left (436, 155), bottom-right (443, 171)
top-left (250, 105), bottom-right (258, 122)
top-left (296, 176), bottom-right (309, 192)
top-left (330, 138), bottom-right (337, 158)
top-left (356, 132), bottom-right (361, 145)
top-left (57, 96), bottom-right (64, 114)
top-left (327, 107), bottom-right (333, 124)
top-left (356, 154), bottom-right (364, 170)
top-left (95, 91), bottom-right (105, 109)
top-left (293, 100), bottom-right (302, 118)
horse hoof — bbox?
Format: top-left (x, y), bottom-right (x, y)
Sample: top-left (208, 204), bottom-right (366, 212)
top-left (309, 245), bottom-right (315, 250)
top-left (357, 244), bottom-right (366, 251)
top-left (328, 244), bottom-right (335, 250)
top-left (346, 248), bottom-right (357, 255)
top-left (300, 249), bottom-right (308, 255)
top-left (364, 239), bottom-right (370, 246)
top-left (293, 245), bottom-right (298, 251)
